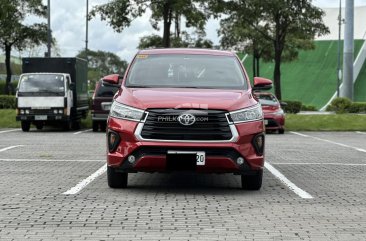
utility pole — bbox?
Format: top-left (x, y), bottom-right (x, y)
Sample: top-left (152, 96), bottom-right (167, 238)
top-left (341, 0), bottom-right (354, 100)
top-left (47, 0), bottom-right (51, 57)
top-left (85, 0), bottom-right (89, 61)
top-left (336, 0), bottom-right (342, 97)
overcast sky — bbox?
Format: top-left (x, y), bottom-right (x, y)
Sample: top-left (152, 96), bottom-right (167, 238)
top-left (16, 0), bottom-right (366, 62)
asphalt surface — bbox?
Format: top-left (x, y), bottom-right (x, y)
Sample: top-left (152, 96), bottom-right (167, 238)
top-left (0, 128), bottom-right (366, 240)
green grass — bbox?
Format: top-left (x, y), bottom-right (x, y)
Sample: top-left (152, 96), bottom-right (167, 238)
top-left (0, 109), bottom-right (91, 129)
top-left (0, 109), bottom-right (20, 128)
top-left (1, 109), bottom-right (366, 131)
top-left (238, 40), bottom-right (366, 109)
top-left (285, 114), bottom-right (366, 131)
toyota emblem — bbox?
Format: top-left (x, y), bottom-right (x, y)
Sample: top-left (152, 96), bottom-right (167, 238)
top-left (177, 113), bottom-right (196, 126)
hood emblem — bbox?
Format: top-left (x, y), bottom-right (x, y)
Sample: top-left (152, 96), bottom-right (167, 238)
top-left (177, 113), bottom-right (196, 126)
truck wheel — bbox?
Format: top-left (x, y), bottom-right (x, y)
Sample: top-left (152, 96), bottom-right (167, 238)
top-left (279, 128), bottom-right (285, 134)
top-left (92, 121), bottom-right (99, 132)
top-left (63, 121), bottom-right (71, 131)
top-left (71, 121), bottom-right (80, 130)
top-left (241, 170), bottom-right (263, 190)
top-left (21, 121), bottom-right (31, 132)
top-left (107, 166), bottom-right (128, 188)
top-left (35, 122), bottom-right (44, 130)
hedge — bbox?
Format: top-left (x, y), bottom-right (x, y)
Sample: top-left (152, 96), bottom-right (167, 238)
top-left (282, 100), bottom-right (302, 114)
top-left (0, 95), bottom-right (16, 109)
top-left (326, 97), bottom-right (366, 114)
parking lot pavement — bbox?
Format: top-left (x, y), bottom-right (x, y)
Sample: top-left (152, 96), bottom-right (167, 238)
top-left (0, 129), bottom-right (366, 240)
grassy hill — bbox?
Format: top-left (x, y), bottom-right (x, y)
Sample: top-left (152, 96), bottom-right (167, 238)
top-left (238, 40), bottom-right (365, 109)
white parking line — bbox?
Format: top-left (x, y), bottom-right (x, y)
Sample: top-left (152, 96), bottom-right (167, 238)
top-left (291, 131), bottom-right (366, 153)
top-left (356, 131), bottom-right (366, 135)
top-left (265, 162), bottom-right (314, 199)
top-left (63, 164), bottom-right (107, 195)
top-left (73, 129), bottom-right (92, 135)
top-left (0, 158), bottom-right (103, 162)
top-left (272, 162), bottom-right (366, 166)
top-left (0, 145), bottom-right (24, 153)
top-left (0, 129), bottom-right (19, 134)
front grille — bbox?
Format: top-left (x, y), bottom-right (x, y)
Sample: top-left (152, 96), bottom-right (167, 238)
top-left (29, 109), bottom-right (54, 115)
top-left (140, 109), bottom-right (232, 141)
top-left (266, 118), bottom-right (279, 127)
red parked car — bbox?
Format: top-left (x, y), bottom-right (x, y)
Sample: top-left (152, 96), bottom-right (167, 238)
top-left (103, 48), bottom-right (272, 190)
top-left (255, 92), bottom-right (285, 134)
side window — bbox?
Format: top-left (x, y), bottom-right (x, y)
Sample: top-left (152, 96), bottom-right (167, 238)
top-left (66, 76), bottom-right (71, 90)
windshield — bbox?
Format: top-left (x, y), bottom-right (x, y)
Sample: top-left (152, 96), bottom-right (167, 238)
top-left (18, 74), bottom-right (65, 96)
top-left (125, 54), bottom-right (247, 89)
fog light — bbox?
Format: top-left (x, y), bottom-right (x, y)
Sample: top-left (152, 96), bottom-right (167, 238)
top-left (237, 157), bottom-right (244, 165)
top-left (252, 134), bottom-right (265, 155)
top-left (128, 155), bottom-right (135, 164)
top-left (108, 131), bottom-right (120, 152)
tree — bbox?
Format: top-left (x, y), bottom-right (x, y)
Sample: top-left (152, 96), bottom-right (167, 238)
top-left (137, 32), bottom-right (213, 49)
top-left (77, 49), bottom-right (128, 90)
top-left (213, 0), bottom-right (329, 99)
top-left (0, 0), bottom-right (48, 95)
top-left (90, 0), bottom-right (208, 48)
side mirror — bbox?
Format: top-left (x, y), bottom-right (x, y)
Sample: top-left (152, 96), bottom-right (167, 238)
top-left (102, 74), bottom-right (121, 87)
top-left (69, 82), bottom-right (76, 91)
top-left (253, 77), bottom-right (273, 91)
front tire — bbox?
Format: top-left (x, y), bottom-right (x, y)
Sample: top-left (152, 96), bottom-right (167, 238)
top-left (107, 166), bottom-right (128, 188)
top-left (241, 170), bottom-right (263, 190)
top-left (279, 128), bottom-right (285, 134)
top-left (21, 121), bottom-right (31, 132)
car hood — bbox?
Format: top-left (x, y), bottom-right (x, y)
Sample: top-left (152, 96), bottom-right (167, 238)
top-left (115, 87), bottom-right (258, 111)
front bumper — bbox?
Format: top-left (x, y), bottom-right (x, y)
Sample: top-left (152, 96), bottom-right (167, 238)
top-left (107, 117), bottom-right (265, 174)
top-left (264, 114), bottom-right (285, 130)
top-left (16, 114), bottom-right (69, 121)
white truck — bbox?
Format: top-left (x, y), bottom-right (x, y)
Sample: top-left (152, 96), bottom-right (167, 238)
top-left (16, 58), bottom-right (89, 131)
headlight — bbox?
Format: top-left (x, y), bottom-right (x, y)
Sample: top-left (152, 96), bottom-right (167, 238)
top-left (53, 109), bottom-right (58, 114)
top-left (25, 109), bottom-right (30, 114)
top-left (20, 109), bottom-right (25, 115)
top-left (274, 109), bottom-right (284, 115)
top-left (229, 104), bottom-right (263, 124)
top-left (109, 101), bottom-right (145, 122)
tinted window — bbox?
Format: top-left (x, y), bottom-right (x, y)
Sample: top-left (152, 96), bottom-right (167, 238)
top-left (125, 54), bottom-right (247, 89)
top-left (96, 82), bottom-right (118, 97)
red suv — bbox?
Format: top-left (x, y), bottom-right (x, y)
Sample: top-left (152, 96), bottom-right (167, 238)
top-left (103, 49), bottom-right (272, 190)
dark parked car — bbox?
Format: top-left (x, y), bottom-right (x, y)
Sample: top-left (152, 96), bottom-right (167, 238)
top-left (91, 78), bottom-right (119, 132)
top-left (255, 92), bottom-right (285, 134)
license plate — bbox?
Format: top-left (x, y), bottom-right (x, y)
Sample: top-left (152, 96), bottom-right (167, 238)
top-left (101, 102), bottom-right (112, 111)
top-left (35, 115), bottom-right (47, 120)
top-left (264, 119), bottom-right (268, 125)
top-left (167, 151), bottom-right (205, 166)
